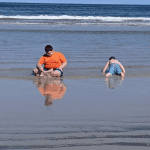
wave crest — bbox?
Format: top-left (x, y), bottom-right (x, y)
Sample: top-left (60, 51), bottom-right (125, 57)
top-left (0, 15), bottom-right (150, 22)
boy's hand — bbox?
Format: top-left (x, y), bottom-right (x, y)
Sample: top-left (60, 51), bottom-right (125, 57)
top-left (103, 72), bottom-right (105, 75)
top-left (42, 70), bottom-right (47, 74)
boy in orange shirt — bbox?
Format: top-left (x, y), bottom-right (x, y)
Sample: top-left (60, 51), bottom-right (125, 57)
top-left (33, 45), bottom-right (67, 77)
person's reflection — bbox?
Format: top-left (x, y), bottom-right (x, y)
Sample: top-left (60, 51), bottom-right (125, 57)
top-left (34, 77), bottom-right (66, 106)
top-left (105, 76), bottom-right (124, 89)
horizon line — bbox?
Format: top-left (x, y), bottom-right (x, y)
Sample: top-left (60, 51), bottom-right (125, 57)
top-left (0, 2), bottom-right (150, 5)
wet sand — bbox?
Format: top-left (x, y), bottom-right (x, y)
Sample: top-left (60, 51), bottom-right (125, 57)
top-left (0, 76), bottom-right (150, 149)
top-left (1, 66), bottom-right (150, 80)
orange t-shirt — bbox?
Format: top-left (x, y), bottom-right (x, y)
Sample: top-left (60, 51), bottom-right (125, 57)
top-left (38, 51), bottom-right (67, 69)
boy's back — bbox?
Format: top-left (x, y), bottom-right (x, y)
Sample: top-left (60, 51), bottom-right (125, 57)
top-left (109, 59), bottom-right (119, 64)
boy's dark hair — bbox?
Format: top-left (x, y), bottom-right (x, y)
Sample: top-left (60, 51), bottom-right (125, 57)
top-left (45, 45), bottom-right (53, 52)
top-left (109, 56), bottom-right (115, 60)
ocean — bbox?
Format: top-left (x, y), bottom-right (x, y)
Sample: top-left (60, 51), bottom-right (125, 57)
top-left (0, 2), bottom-right (150, 78)
top-left (1, 2), bottom-right (150, 149)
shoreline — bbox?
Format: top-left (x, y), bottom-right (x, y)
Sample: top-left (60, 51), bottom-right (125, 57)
top-left (0, 65), bottom-right (150, 80)
top-left (0, 74), bottom-right (150, 80)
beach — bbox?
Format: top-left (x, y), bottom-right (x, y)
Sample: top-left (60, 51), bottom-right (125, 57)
top-left (1, 3), bottom-right (150, 149)
top-left (0, 77), bottom-right (150, 149)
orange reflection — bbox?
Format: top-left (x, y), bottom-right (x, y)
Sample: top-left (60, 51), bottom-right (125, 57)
top-left (34, 77), bottom-right (66, 106)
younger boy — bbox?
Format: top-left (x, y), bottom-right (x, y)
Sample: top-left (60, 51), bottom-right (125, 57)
top-left (103, 56), bottom-right (125, 78)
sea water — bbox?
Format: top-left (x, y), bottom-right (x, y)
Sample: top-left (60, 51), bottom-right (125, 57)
top-left (0, 3), bottom-right (150, 78)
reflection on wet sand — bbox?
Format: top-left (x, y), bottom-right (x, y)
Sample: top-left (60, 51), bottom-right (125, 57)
top-left (105, 76), bottom-right (124, 89)
top-left (33, 77), bottom-right (67, 106)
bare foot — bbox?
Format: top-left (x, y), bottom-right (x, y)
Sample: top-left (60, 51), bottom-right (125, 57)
top-left (46, 69), bottom-right (53, 77)
top-left (49, 68), bottom-right (53, 73)
top-left (39, 72), bottom-right (44, 77)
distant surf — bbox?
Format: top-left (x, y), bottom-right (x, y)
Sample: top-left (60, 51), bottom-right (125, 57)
top-left (1, 15), bottom-right (150, 26)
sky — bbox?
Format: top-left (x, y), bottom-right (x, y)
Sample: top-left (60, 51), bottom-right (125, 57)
top-left (0, 0), bottom-right (150, 5)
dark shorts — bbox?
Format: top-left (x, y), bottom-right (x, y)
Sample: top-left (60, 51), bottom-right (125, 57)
top-left (44, 68), bottom-right (63, 77)
top-left (108, 63), bottom-right (122, 75)
top-left (54, 68), bottom-right (63, 77)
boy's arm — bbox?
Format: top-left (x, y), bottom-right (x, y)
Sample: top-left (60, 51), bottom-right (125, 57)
top-left (37, 56), bottom-right (45, 72)
top-left (37, 63), bottom-right (44, 72)
top-left (118, 62), bottom-right (125, 74)
top-left (103, 62), bottom-right (109, 75)
top-left (58, 62), bottom-right (67, 71)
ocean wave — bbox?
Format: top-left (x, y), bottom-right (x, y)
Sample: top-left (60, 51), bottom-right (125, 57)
top-left (0, 15), bottom-right (150, 22)
top-left (1, 22), bottom-right (150, 26)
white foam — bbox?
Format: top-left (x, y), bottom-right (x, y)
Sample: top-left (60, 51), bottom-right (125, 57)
top-left (0, 15), bottom-right (150, 22)
top-left (1, 21), bottom-right (150, 26)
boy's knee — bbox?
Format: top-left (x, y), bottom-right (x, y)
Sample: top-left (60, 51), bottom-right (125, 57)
top-left (120, 72), bottom-right (124, 77)
top-left (51, 70), bottom-right (61, 77)
top-left (106, 73), bottom-right (111, 77)
top-left (33, 68), bottom-right (38, 74)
